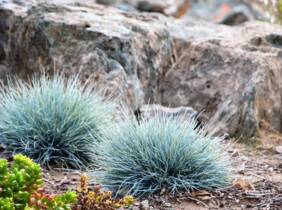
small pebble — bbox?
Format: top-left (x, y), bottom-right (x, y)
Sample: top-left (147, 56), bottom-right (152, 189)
top-left (141, 200), bottom-right (150, 210)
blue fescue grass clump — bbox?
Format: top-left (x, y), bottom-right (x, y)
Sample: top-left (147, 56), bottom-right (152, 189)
top-left (97, 113), bottom-right (232, 197)
top-left (0, 75), bottom-right (114, 169)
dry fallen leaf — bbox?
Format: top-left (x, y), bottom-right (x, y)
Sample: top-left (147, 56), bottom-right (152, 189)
top-left (232, 179), bottom-right (255, 191)
top-left (192, 190), bottom-right (212, 200)
top-left (175, 0), bottom-right (191, 18)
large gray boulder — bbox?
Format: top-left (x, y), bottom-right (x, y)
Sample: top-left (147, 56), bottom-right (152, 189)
top-left (162, 21), bottom-right (282, 138)
top-left (1, 0), bottom-right (282, 138)
top-left (0, 0), bottom-right (174, 110)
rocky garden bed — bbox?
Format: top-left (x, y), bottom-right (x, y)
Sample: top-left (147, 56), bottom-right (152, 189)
top-left (0, 0), bottom-right (281, 209)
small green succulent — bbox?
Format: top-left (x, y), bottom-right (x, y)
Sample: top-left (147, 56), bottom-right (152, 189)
top-left (0, 154), bottom-right (77, 210)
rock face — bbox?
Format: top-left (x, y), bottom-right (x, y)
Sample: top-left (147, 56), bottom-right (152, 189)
top-left (97, 0), bottom-right (118, 6)
top-left (1, 0), bottom-right (282, 138)
top-left (161, 22), bottom-right (282, 138)
top-left (96, 0), bottom-right (264, 24)
top-left (137, 104), bottom-right (198, 121)
top-left (0, 0), bottom-right (174, 110)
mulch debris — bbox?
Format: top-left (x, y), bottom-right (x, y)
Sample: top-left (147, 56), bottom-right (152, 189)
top-left (1, 134), bottom-right (281, 210)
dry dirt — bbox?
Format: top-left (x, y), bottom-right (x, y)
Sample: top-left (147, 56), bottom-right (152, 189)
top-left (1, 129), bottom-right (281, 210)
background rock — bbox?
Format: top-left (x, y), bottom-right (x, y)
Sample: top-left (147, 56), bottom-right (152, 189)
top-left (95, 0), bottom-right (265, 24)
top-left (1, 0), bottom-right (282, 138)
top-left (137, 104), bottom-right (198, 121)
top-left (162, 21), bottom-right (282, 137)
top-left (0, 0), bottom-right (174, 110)
top-left (96, 0), bottom-right (118, 6)
top-left (184, 0), bottom-right (264, 24)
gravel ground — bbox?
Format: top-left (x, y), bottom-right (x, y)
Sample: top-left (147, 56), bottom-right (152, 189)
top-left (1, 128), bottom-right (281, 210)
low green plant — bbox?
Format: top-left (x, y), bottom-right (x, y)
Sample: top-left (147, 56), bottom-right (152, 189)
top-left (0, 154), bottom-right (76, 210)
top-left (0, 74), bottom-right (114, 168)
top-left (97, 114), bottom-right (232, 197)
top-left (0, 154), bottom-right (42, 209)
top-left (0, 198), bottom-right (14, 210)
top-left (27, 189), bottom-right (76, 210)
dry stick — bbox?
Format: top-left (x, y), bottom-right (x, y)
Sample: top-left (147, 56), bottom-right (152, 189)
top-left (216, 185), bottom-right (234, 191)
top-left (43, 178), bottom-right (55, 186)
top-left (273, 194), bottom-right (282, 201)
top-left (246, 172), bottom-right (266, 182)
top-left (171, 39), bottom-right (178, 64)
top-left (186, 195), bottom-right (210, 208)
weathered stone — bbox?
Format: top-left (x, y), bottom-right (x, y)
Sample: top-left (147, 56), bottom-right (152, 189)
top-left (96, 0), bottom-right (118, 6)
top-left (137, 0), bottom-right (174, 13)
top-left (220, 5), bottom-right (256, 26)
top-left (161, 21), bottom-right (282, 138)
top-left (137, 104), bottom-right (198, 122)
top-left (275, 146), bottom-right (282, 154)
top-left (180, 1), bottom-right (264, 24)
top-left (1, 0), bottom-right (282, 139)
top-left (140, 200), bottom-right (150, 210)
top-left (0, 0), bottom-right (174, 110)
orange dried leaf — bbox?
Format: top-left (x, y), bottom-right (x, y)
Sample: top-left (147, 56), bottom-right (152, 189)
top-left (232, 179), bottom-right (254, 191)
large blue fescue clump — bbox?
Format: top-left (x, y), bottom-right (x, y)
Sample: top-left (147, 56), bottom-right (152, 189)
top-left (97, 114), bottom-right (232, 196)
top-left (0, 75), bottom-right (114, 169)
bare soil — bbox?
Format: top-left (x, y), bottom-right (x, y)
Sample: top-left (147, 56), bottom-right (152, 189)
top-left (1, 129), bottom-right (281, 210)
top-left (171, 129), bottom-right (282, 210)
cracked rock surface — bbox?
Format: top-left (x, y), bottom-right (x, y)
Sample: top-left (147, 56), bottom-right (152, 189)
top-left (1, 0), bottom-right (282, 138)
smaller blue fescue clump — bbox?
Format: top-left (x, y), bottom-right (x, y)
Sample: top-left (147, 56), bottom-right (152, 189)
top-left (97, 113), bottom-right (232, 197)
top-left (0, 75), bottom-right (114, 169)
